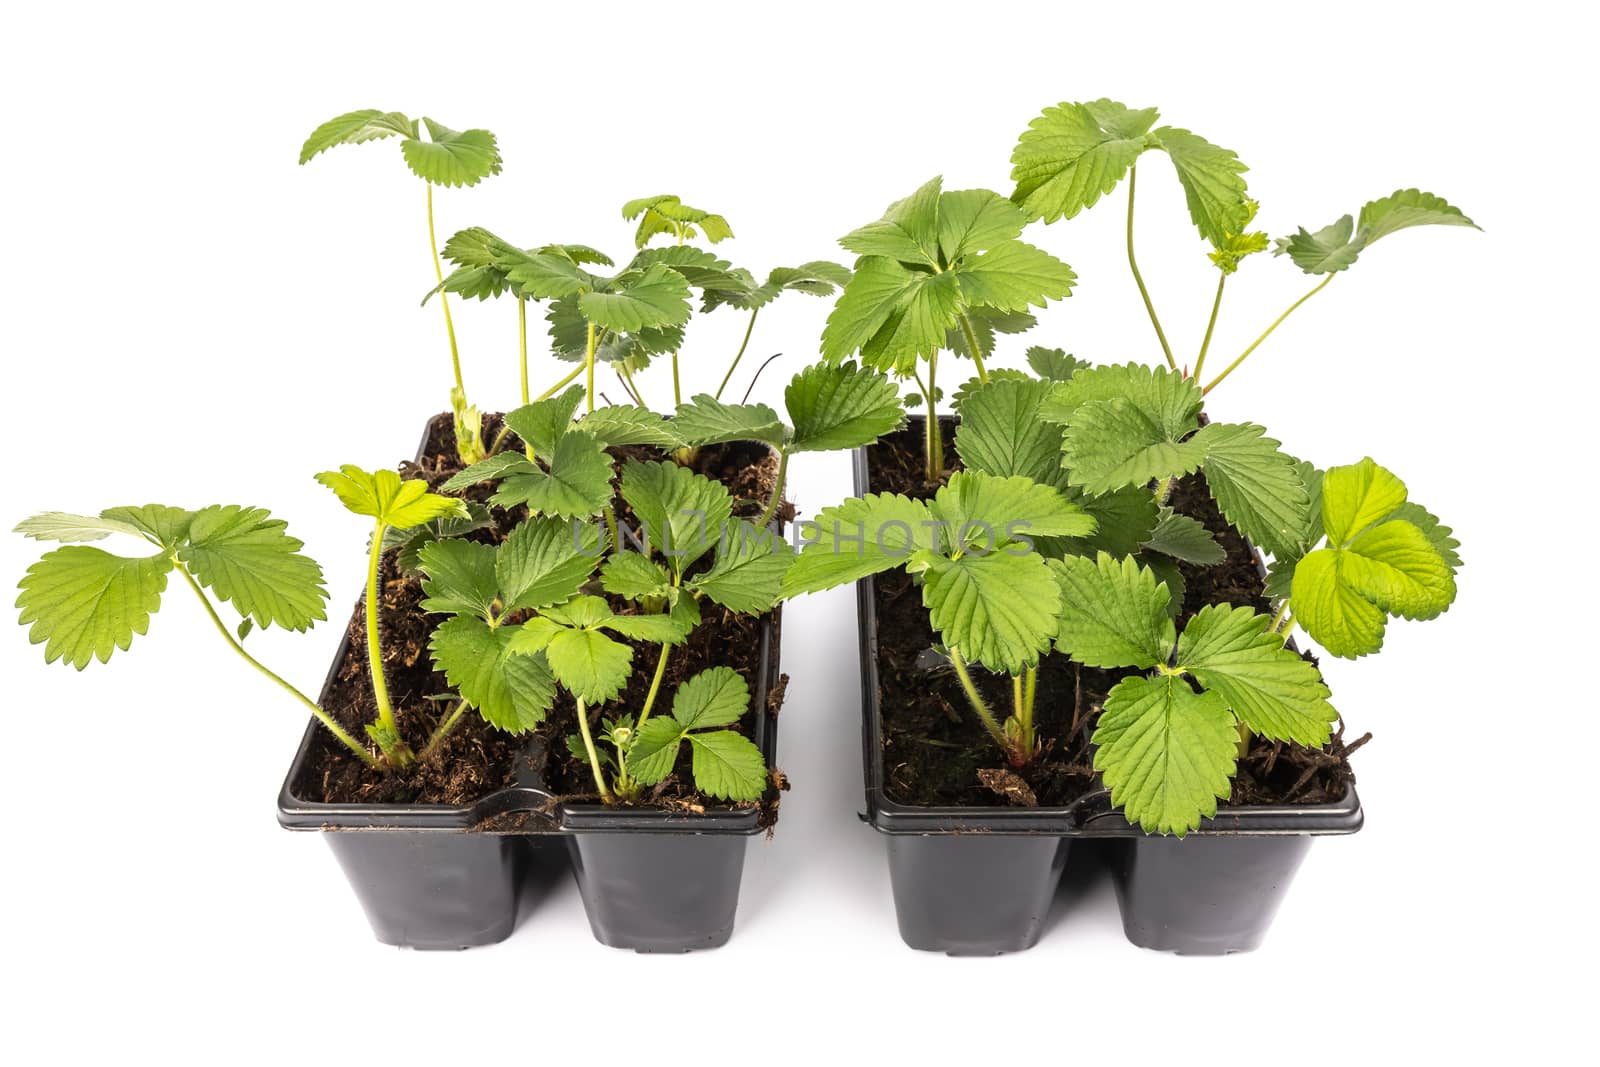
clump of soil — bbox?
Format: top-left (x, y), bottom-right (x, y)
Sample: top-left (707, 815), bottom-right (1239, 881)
top-left (868, 417), bottom-right (1362, 810)
top-left (293, 413), bottom-right (786, 810)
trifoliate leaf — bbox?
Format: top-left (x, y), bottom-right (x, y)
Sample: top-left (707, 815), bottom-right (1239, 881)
top-left (298, 109), bottom-right (414, 164)
top-left (577, 406), bottom-right (686, 449)
top-left (545, 627), bottom-right (633, 704)
top-left (492, 432), bottom-right (614, 520)
top-left (545, 296), bottom-right (683, 364)
top-left (1026, 347), bottom-right (1090, 382)
top-left (315, 466), bottom-right (468, 530)
top-left (622, 194), bottom-right (733, 248)
top-left (1273, 215), bottom-right (1366, 274)
top-left (441, 453), bottom-right (534, 492)
top-left (1320, 457), bottom-right (1409, 546)
top-left (1061, 399), bottom-right (1205, 494)
top-left (687, 730), bottom-right (768, 801)
top-left (99, 505), bottom-right (195, 549)
top-left (16, 547), bottom-right (171, 668)
top-left (396, 117), bottom-right (501, 187)
top-left (1048, 552), bottom-right (1175, 668)
top-left (497, 516), bottom-right (600, 614)
top-left (955, 241), bottom-right (1077, 313)
top-left (1357, 189), bottom-right (1479, 243)
top-left (178, 505), bottom-right (328, 632)
top-left (1188, 421), bottom-right (1309, 558)
top-left (674, 396), bottom-right (787, 448)
top-left (1388, 501), bottom-right (1461, 572)
top-left (417, 538), bottom-right (499, 618)
top-left (953, 377), bottom-right (1065, 488)
top-left (671, 666), bottom-right (751, 730)
top-left (781, 493), bottom-right (934, 596)
top-left (785, 360), bottom-right (903, 453)
top-left (13, 512), bottom-right (148, 543)
top-left (1290, 549), bottom-right (1386, 659)
top-left (701, 261), bottom-right (852, 312)
top-left (687, 521), bottom-right (793, 614)
top-left (1093, 674), bottom-right (1237, 837)
top-left (1291, 517), bottom-right (1453, 658)
top-left (1177, 604), bottom-right (1335, 746)
top-left (620, 459), bottom-right (734, 576)
top-left (503, 385), bottom-right (586, 459)
top-left (1141, 509), bottom-right (1224, 566)
top-left (1010, 99), bottom-right (1156, 222)
top-left (918, 549), bottom-right (1062, 674)
top-left (1041, 362), bottom-right (1203, 437)
top-left (430, 616), bottom-right (556, 733)
top-left (579, 264), bottom-right (693, 333)
top-left (839, 175), bottom-right (943, 264)
top-left (1149, 126), bottom-right (1251, 248)
top-left (930, 471), bottom-right (1095, 549)
top-left (626, 717), bottom-right (687, 784)
top-left (600, 553), bottom-right (673, 600)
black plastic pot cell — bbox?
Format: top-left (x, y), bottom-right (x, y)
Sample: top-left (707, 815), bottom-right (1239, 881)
top-left (854, 423), bottom-right (1362, 956)
top-left (276, 416), bottom-right (784, 951)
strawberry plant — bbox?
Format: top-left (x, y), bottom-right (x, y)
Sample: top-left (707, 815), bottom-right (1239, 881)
top-left (300, 109), bottom-right (503, 464)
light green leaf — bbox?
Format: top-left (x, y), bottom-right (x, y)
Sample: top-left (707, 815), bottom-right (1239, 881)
top-left (298, 109), bottom-right (413, 164)
top-left (1041, 362), bottom-right (1202, 437)
top-left (622, 194), bottom-right (734, 248)
top-left (579, 264), bottom-right (693, 333)
top-left (1177, 604), bottom-right (1335, 746)
top-left (936, 188), bottom-right (1027, 261)
top-left (545, 627), bottom-right (633, 704)
top-left (1149, 126), bottom-right (1251, 247)
top-left (16, 547), bottom-right (171, 668)
top-left (1290, 548), bottom-right (1387, 659)
top-left (1320, 456), bottom-right (1409, 545)
top-left (506, 251), bottom-right (602, 301)
top-left (620, 459), bottom-right (734, 577)
top-left (13, 512), bottom-right (148, 543)
top-left (1026, 347), bottom-right (1090, 381)
top-left (417, 538), bottom-right (499, 618)
top-left (1141, 509), bottom-right (1224, 566)
top-left (955, 240), bottom-right (1077, 313)
top-left (781, 493), bottom-right (934, 596)
top-left (785, 360), bottom-right (904, 453)
top-left (1010, 99), bottom-right (1156, 222)
top-left (1274, 215), bottom-right (1366, 274)
top-left (1389, 501), bottom-right (1461, 572)
top-left (441, 453), bottom-right (535, 492)
top-left (399, 117), bottom-right (501, 187)
top-left (839, 175), bottom-right (942, 264)
top-left (603, 610), bottom-right (694, 645)
top-left (493, 432), bottom-right (614, 520)
top-left (626, 717), bottom-right (686, 784)
top-left (674, 395), bottom-right (787, 448)
top-left (951, 369), bottom-right (1030, 412)
top-left (497, 516), bottom-right (600, 614)
top-left (1288, 458), bottom-right (1326, 554)
top-left (503, 385), bottom-right (586, 458)
top-left (1188, 422), bottom-right (1309, 559)
top-left (98, 505), bottom-right (195, 549)
top-left (930, 470), bottom-right (1095, 548)
top-left (954, 377), bottom-right (1064, 488)
top-left (687, 730), bottom-right (768, 801)
top-left (1357, 189), bottom-right (1479, 243)
top-left (1093, 674), bottom-right (1237, 837)
top-left (600, 553), bottom-right (673, 600)
top-left (1061, 399), bottom-right (1205, 494)
top-left (821, 255), bottom-right (938, 369)
top-left (919, 549), bottom-right (1062, 674)
top-left (688, 520), bottom-right (793, 614)
top-left (671, 666), bottom-right (751, 730)
top-left (178, 505), bottom-right (328, 632)
top-left (1343, 520), bottom-right (1457, 620)
top-left (946, 307), bottom-right (1037, 361)
top-left (429, 616), bottom-right (555, 733)
top-left (383, 503), bottom-right (493, 575)
top-left (1048, 552), bottom-right (1175, 668)
top-left (857, 270), bottom-right (963, 374)
top-left (315, 466), bottom-right (468, 530)
top-left (577, 406), bottom-right (686, 449)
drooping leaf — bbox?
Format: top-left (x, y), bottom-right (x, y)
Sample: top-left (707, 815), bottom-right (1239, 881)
top-left (13, 512), bottom-right (148, 543)
top-left (781, 493), bottom-right (934, 596)
top-left (620, 459), bottom-right (734, 576)
top-left (785, 360), bottom-right (904, 453)
top-left (1048, 552), bottom-right (1175, 668)
top-left (1188, 422), bottom-right (1309, 558)
top-left (687, 730), bottom-right (768, 801)
top-left (687, 520), bottom-right (793, 614)
top-left (397, 117), bottom-right (501, 187)
top-left (945, 306), bottom-right (1037, 361)
top-left (917, 549), bottom-right (1062, 674)
top-left (430, 616), bottom-right (556, 733)
top-left (298, 109), bottom-right (414, 164)
top-left (1010, 99), bottom-right (1157, 222)
top-left (1141, 509), bottom-right (1224, 566)
top-left (177, 506), bottom-right (328, 632)
top-left (622, 194), bottom-right (734, 248)
top-left (1041, 362), bottom-right (1203, 436)
top-left (1149, 126), bottom-right (1251, 247)
top-left (1273, 215), bottom-right (1365, 274)
top-left (673, 396), bottom-right (787, 448)
top-left (15, 547), bottom-right (171, 668)
top-left (417, 538), bottom-right (500, 618)
top-left (497, 516), bottom-right (601, 614)
top-left (99, 505), bottom-right (195, 549)
top-left (1093, 674), bottom-right (1237, 837)
top-left (315, 466), bottom-right (468, 530)
top-left (1357, 189), bottom-right (1479, 243)
top-left (441, 453), bottom-right (535, 492)
top-left (579, 264), bottom-right (693, 334)
top-left (384, 502), bottom-right (493, 575)
top-left (1177, 605), bottom-right (1336, 746)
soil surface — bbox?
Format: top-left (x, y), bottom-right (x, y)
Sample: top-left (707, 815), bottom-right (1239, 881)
top-left (294, 412), bottom-right (787, 811)
top-left (869, 418), bottom-right (1365, 811)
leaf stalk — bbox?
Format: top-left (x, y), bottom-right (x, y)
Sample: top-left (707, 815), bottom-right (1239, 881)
top-left (1126, 163), bottom-right (1177, 372)
top-left (1203, 274), bottom-right (1335, 395)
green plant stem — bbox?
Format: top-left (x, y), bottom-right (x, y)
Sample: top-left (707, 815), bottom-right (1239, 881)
top-left (418, 699), bottom-right (470, 764)
top-left (1203, 275), bottom-right (1336, 395)
top-left (949, 649), bottom-right (1009, 755)
top-left (1270, 599), bottom-right (1292, 633)
top-left (618, 363), bottom-right (646, 408)
top-left (518, 298), bottom-right (530, 405)
top-left (925, 350), bottom-right (944, 483)
top-left (584, 321), bottom-right (598, 414)
top-left (574, 698), bottom-right (612, 802)
top-left (1126, 164), bottom-right (1177, 372)
top-left (173, 561), bottom-right (376, 767)
top-left (635, 645), bottom-right (671, 732)
top-left (537, 362), bottom-right (585, 402)
top-left (957, 313), bottom-right (990, 383)
top-left (1012, 675), bottom-right (1024, 717)
top-left (715, 309), bottom-right (760, 401)
top-left (364, 520), bottom-right (409, 767)
top-left (671, 352), bottom-right (682, 407)
top-left (755, 449), bottom-right (788, 528)
top-left (603, 506), bottom-right (622, 556)
top-left (1193, 273), bottom-right (1226, 381)
top-left (427, 184), bottom-right (466, 398)
top-left (1154, 476), bottom-right (1175, 506)
top-left (1023, 666), bottom-right (1037, 722)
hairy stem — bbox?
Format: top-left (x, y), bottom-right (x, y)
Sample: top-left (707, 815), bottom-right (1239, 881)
top-left (427, 184), bottom-right (466, 398)
top-left (174, 561), bottom-right (376, 767)
top-left (364, 521), bottom-right (410, 767)
top-left (949, 649), bottom-right (1009, 756)
top-left (418, 699), bottom-right (470, 764)
top-left (715, 308), bottom-right (760, 401)
top-left (584, 320), bottom-right (598, 414)
top-left (574, 698), bottom-right (612, 802)
top-left (1126, 164), bottom-right (1177, 372)
top-left (1193, 273), bottom-right (1226, 381)
top-left (1204, 275), bottom-right (1335, 395)
top-left (755, 449), bottom-right (788, 528)
top-left (957, 313), bottom-right (990, 384)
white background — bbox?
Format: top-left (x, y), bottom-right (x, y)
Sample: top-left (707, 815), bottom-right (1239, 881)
top-left (2, 2), bottom-right (1590, 1062)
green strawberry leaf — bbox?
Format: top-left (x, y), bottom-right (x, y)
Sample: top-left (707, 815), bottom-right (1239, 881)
top-left (620, 459), bottom-right (734, 577)
top-left (400, 117), bottom-right (502, 187)
top-left (785, 360), bottom-right (904, 453)
top-left (316, 466), bottom-right (468, 530)
top-left (1010, 99), bottom-right (1157, 222)
top-left (579, 264), bottom-right (693, 333)
top-left (671, 666), bottom-right (751, 730)
top-left (687, 730), bottom-right (768, 801)
top-left (781, 493), bottom-right (935, 596)
top-left (917, 548), bottom-right (1062, 674)
top-left (1093, 674), bottom-right (1237, 837)
top-left (1141, 509), bottom-right (1224, 566)
top-left (953, 376), bottom-right (1065, 489)
top-left (497, 516), bottom-right (601, 614)
top-left (674, 396), bottom-right (787, 448)
top-left (1177, 604), bottom-right (1335, 745)
top-left (492, 432), bottom-right (614, 520)
top-left (299, 109), bottom-right (414, 164)
top-left (688, 520), bottom-right (793, 614)
top-left (502, 385), bottom-right (586, 458)
top-left (176, 505), bottom-right (327, 632)
top-left (1048, 552), bottom-right (1175, 668)
top-left (626, 717), bottom-right (687, 784)
top-left (577, 405), bottom-right (687, 449)
top-left (600, 553), bottom-right (674, 601)
top-left (1188, 421), bottom-right (1309, 559)
top-left (430, 615), bottom-right (555, 733)
top-left (1026, 347), bottom-right (1090, 381)
top-left (545, 627), bottom-right (633, 704)
top-left (417, 538), bottom-right (499, 618)
top-left (1149, 126), bottom-right (1251, 248)
top-left (16, 547), bottom-right (172, 668)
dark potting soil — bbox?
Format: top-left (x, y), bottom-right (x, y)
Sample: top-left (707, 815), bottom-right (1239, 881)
top-left (295, 413), bottom-right (787, 810)
top-left (868, 420), bottom-right (1364, 810)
